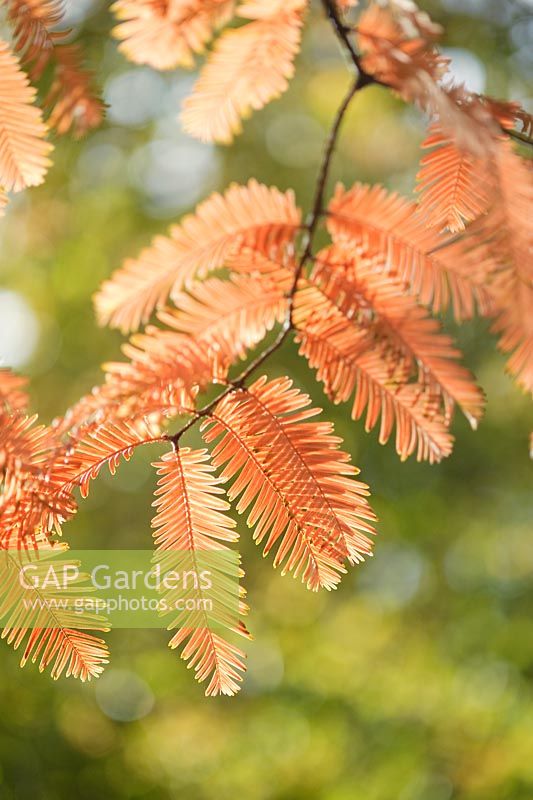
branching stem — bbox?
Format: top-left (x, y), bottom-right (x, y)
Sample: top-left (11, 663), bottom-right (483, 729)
top-left (170, 1), bottom-right (375, 445)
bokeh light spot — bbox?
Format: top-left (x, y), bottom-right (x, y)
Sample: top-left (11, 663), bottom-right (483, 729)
top-left (105, 69), bottom-right (168, 127)
top-left (0, 290), bottom-right (40, 368)
top-left (95, 669), bottom-right (155, 722)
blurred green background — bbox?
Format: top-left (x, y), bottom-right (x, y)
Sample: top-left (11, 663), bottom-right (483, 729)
top-left (0, 0), bottom-right (532, 798)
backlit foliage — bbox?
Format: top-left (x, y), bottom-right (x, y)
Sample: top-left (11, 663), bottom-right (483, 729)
top-left (181, 0), bottom-right (307, 143)
top-left (0, 0), bottom-right (532, 695)
top-left (0, 38), bottom-right (52, 194)
top-left (0, 544), bottom-right (108, 680)
top-left (0, 0), bottom-right (102, 210)
top-left (112, 0), bottom-right (236, 71)
top-left (152, 447), bottom-right (250, 696)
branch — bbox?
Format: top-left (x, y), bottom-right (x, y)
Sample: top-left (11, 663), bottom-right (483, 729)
top-left (507, 128), bottom-right (533, 147)
top-left (321, 0), bottom-right (365, 72)
top-left (170, 1), bottom-right (374, 444)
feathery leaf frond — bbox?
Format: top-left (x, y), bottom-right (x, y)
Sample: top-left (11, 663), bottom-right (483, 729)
top-left (202, 376), bottom-right (376, 591)
top-left (43, 44), bottom-right (104, 138)
top-left (0, 369), bottom-right (29, 412)
top-left (104, 329), bottom-right (225, 409)
top-left (0, 38), bottom-right (52, 191)
top-left (54, 419), bottom-right (164, 499)
top-left (6, 0), bottom-right (65, 62)
top-left (112, 0), bottom-right (235, 70)
top-left (293, 284), bottom-right (454, 463)
top-left (152, 447), bottom-right (248, 696)
top-left (0, 412), bottom-right (77, 546)
top-left (356, 4), bottom-right (499, 157)
top-left (493, 282), bottom-right (533, 395)
top-left (54, 332), bottom-right (220, 438)
top-left (159, 270), bottom-right (290, 362)
top-left (416, 123), bottom-right (491, 232)
top-left (488, 144), bottom-right (533, 393)
top-left (311, 246), bottom-right (485, 426)
top-left (6, 1), bottom-right (103, 138)
top-left (0, 545), bottom-right (109, 680)
top-left (226, 243), bottom-right (297, 278)
top-left (181, 0), bottom-right (306, 143)
top-left (94, 180), bottom-right (301, 332)
top-left (356, 3), bottom-right (443, 95)
top-left (0, 412), bottom-right (51, 473)
top-left (327, 182), bottom-right (497, 320)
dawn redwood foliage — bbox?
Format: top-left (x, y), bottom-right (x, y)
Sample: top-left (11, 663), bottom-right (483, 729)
top-left (0, 0), bottom-right (531, 695)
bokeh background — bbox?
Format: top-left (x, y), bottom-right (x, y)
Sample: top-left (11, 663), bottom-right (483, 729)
top-left (1, 0), bottom-right (532, 798)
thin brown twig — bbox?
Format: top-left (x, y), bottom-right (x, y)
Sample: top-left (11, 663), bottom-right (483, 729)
top-left (507, 128), bottom-right (533, 147)
top-left (170, 0), bottom-right (374, 445)
top-left (322, 4), bottom-right (387, 87)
